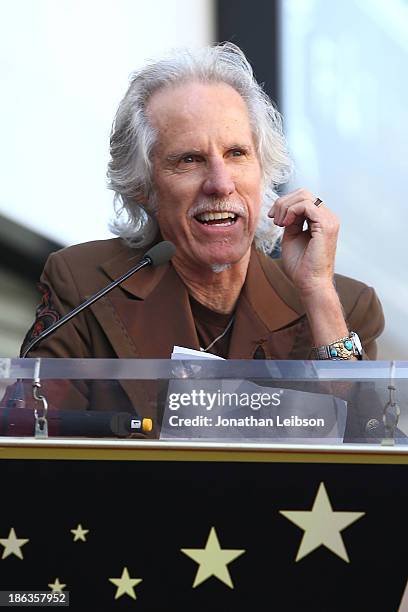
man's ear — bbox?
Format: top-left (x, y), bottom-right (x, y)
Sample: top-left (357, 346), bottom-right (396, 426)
top-left (132, 186), bottom-right (150, 208)
top-left (136, 185), bottom-right (158, 215)
top-left (137, 193), bottom-right (148, 206)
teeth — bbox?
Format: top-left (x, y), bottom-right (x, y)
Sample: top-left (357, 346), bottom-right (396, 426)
top-left (196, 211), bottom-right (237, 222)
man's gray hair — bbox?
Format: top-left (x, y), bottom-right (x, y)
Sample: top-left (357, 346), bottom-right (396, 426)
top-left (107, 42), bottom-right (293, 254)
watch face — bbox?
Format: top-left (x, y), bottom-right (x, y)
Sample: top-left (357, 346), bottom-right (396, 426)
top-left (351, 331), bottom-right (363, 354)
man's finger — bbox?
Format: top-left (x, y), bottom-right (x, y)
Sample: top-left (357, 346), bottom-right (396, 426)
top-left (269, 188), bottom-right (316, 224)
top-left (271, 200), bottom-right (324, 227)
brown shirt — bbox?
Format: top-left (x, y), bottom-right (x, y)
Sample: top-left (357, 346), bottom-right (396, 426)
top-left (189, 296), bottom-right (233, 358)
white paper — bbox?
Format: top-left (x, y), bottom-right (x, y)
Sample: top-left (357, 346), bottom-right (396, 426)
top-left (171, 346), bottom-right (225, 360)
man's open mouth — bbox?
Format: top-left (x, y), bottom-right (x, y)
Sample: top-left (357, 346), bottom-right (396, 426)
top-left (195, 211), bottom-right (238, 226)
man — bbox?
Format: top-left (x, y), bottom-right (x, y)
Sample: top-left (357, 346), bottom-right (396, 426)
top-left (18, 44), bottom-right (384, 436)
top-left (22, 43), bottom-right (383, 362)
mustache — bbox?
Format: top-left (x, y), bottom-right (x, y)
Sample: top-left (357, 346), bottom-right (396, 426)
top-left (188, 199), bottom-right (247, 218)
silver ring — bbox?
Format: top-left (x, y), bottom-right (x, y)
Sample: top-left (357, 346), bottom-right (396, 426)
top-left (313, 197), bottom-right (324, 208)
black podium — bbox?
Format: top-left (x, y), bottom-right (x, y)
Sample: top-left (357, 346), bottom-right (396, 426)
top-left (0, 358), bottom-right (407, 611)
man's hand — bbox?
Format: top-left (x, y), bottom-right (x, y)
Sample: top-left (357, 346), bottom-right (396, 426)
top-left (269, 188), bottom-right (353, 350)
top-left (269, 188), bottom-right (340, 297)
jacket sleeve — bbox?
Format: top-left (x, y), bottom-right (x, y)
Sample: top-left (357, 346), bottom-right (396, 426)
top-left (345, 285), bottom-right (385, 360)
top-left (18, 251), bottom-right (93, 413)
top-left (20, 250), bottom-right (92, 359)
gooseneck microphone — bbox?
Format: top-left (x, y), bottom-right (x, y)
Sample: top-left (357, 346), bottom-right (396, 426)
top-left (6, 241), bottom-right (176, 437)
top-left (21, 240), bottom-right (176, 358)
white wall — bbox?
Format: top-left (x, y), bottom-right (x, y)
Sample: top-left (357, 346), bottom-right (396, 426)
top-left (0, 0), bottom-right (214, 245)
top-left (281, 0), bottom-right (408, 359)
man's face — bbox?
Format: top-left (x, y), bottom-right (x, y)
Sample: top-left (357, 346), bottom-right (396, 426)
top-left (146, 82), bottom-right (263, 270)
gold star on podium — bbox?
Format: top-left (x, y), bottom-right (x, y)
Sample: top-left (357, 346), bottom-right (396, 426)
top-left (109, 567), bottom-right (142, 600)
top-left (280, 482), bottom-right (365, 562)
top-left (181, 526), bottom-right (245, 588)
top-left (70, 524), bottom-right (89, 542)
top-left (0, 528), bottom-right (29, 560)
top-left (48, 578), bottom-right (66, 592)
top-left (397, 578), bottom-right (408, 611)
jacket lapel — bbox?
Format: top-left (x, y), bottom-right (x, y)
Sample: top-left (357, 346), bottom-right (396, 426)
top-left (90, 243), bottom-right (307, 361)
top-left (229, 249), bottom-right (305, 359)
top-left (90, 246), bottom-right (200, 359)
top-left (86, 246), bottom-right (200, 431)
top-left (107, 265), bottom-right (200, 358)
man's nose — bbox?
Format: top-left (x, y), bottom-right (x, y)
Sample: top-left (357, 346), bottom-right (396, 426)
top-left (202, 159), bottom-right (235, 197)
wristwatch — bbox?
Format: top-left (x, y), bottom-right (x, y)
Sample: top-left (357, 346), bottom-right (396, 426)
top-left (313, 331), bottom-right (363, 360)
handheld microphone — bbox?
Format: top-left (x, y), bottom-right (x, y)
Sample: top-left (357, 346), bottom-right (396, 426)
top-left (1, 407), bottom-right (153, 438)
top-left (21, 240), bottom-right (176, 357)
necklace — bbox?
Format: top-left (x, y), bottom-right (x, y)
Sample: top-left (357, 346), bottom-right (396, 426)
top-left (199, 315), bottom-right (235, 353)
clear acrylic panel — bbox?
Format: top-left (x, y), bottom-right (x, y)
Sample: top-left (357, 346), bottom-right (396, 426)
top-left (0, 358), bottom-right (407, 445)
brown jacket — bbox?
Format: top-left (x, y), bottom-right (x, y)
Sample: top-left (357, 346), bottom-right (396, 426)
top-left (23, 237), bottom-right (384, 360)
top-left (19, 238), bottom-right (385, 437)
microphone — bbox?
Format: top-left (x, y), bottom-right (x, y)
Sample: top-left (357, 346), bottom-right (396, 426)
top-left (1, 407), bottom-right (153, 438)
top-left (5, 241), bottom-right (175, 436)
top-left (110, 413), bottom-right (153, 437)
top-left (144, 240), bottom-right (176, 267)
top-left (21, 240), bottom-right (176, 357)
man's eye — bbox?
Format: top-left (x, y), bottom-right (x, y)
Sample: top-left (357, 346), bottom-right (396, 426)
top-left (230, 149), bottom-right (244, 157)
top-left (181, 155), bottom-right (196, 164)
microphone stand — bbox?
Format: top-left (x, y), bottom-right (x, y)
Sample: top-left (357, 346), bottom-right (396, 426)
top-left (9, 241), bottom-right (175, 437)
top-left (21, 255), bottom-right (153, 358)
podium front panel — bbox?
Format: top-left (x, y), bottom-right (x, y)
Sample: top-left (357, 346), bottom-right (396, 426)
top-left (0, 439), bottom-right (406, 612)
